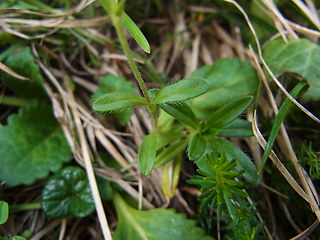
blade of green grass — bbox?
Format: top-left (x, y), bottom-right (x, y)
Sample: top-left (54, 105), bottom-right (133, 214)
top-left (258, 81), bottom-right (307, 174)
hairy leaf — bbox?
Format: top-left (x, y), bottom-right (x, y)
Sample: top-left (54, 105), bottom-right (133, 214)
top-left (42, 166), bottom-right (95, 218)
top-left (93, 92), bottom-right (147, 112)
top-left (112, 192), bottom-right (214, 240)
top-left (0, 47), bottom-right (47, 99)
top-left (123, 12), bottom-right (151, 53)
top-left (159, 102), bottom-right (198, 129)
top-left (191, 59), bottom-right (259, 118)
top-left (188, 133), bottom-right (206, 160)
top-left (139, 131), bottom-right (157, 176)
top-left (0, 104), bottom-right (71, 186)
top-left (0, 201), bottom-right (9, 224)
top-left (263, 38), bottom-right (320, 102)
top-left (201, 139), bottom-right (260, 185)
top-left (152, 78), bottom-right (208, 104)
top-left (205, 96), bottom-right (253, 130)
top-left (92, 74), bottom-right (135, 125)
top-left (217, 119), bottom-right (253, 137)
top-left (155, 140), bottom-right (188, 168)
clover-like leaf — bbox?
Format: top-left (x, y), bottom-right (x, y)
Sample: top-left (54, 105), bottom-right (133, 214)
top-left (191, 59), bottom-right (259, 118)
top-left (41, 166), bottom-right (95, 218)
top-left (138, 131), bottom-right (157, 176)
top-left (112, 192), bottom-right (214, 240)
top-left (159, 102), bottom-right (198, 129)
top-left (0, 201), bottom-right (9, 224)
top-left (152, 78), bottom-right (208, 104)
top-left (0, 104), bottom-right (71, 186)
top-left (0, 47), bottom-right (47, 99)
top-left (263, 38), bottom-right (320, 102)
top-left (92, 74), bottom-right (135, 125)
top-left (93, 92), bottom-right (147, 112)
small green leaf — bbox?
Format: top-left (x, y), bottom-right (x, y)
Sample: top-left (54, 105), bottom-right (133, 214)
top-left (0, 201), bottom-right (9, 224)
top-left (204, 139), bottom-right (260, 185)
top-left (92, 74), bottom-right (135, 125)
top-left (191, 59), bottom-right (259, 118)
top-left (156, 126), bottom-right (185, 150)
top-left (138, 131), bottom-right (157, 176)
top-left (0, 47), bottom-right (47, 100)
top-left (112, 192), bottom-right (214, 240)
top-left (263, 38), bottom-right (320, 102)
top-left (224, 193), bottom-right (238, 221)
top-left (217, 119), bottom-right (253, 137)
top-left (205, 96), bottom-right (253, 130)
top-left (159, 102), bottom-right (198, 129)
top-left (188, 133), bottom-right (206, 160)
top-left (161, 156), bottom-right (181, 198)
top-left (155, 140), bottom-right (188, 168)
top-left (258, 81), bottom-right (307, 173)
top-left (93, 92), bottom-right (147, 112)
top-left (152, 78), bottom-right (208, 104)
top-left (0, 104), bottom-right (71, 186)
top-left (41, 166), bottom-right (95, 218)
top-left (123, 12), bottom-right (151, 54)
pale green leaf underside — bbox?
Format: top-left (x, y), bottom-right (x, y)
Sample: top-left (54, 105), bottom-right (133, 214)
top-left (138, 131), bottom-right (157, 176)
top-left (123, 12), bottom-right (151, 54)
top-left (0, 104), bottom-right (71, 186)
top-left (92, 74), bottom-right (135, 125)
top-left (113, 192), bottom-right (214, 240)
top-left (263, 38), bottom-right (320, 102)
top-left (93, 92), bottom-right (147, 112)
top-left (152, 78), bottom-right (208, 104)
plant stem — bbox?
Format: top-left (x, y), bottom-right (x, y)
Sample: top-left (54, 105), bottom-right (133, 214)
top-left (9, 202), bottom-right (41, 213)
top-left (0, 96), bottom-right (32, 107)
top-left (112, 15), bottom-right (157, 120)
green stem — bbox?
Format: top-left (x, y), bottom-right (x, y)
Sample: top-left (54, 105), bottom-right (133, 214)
top-left (9, 202), bottom-right (41, 213)
top-left (0, 96), bottom-right (32, 107)
top-left (112, 15), bottom-right (157, 119)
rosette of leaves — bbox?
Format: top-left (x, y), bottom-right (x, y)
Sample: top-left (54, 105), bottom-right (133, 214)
top-left (187, 152), bottom-right (248, 220)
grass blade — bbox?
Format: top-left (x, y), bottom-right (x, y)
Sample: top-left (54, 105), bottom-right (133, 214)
top-left (258, 81), bottom-right (307, 173)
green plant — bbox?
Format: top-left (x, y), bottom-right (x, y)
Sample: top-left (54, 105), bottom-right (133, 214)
top-left (0, 201), bottom-right (26, 240)
top-left (91, 0), bottom-right (261, 238)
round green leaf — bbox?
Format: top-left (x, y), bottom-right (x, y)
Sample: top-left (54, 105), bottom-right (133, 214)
top-left (41, 166), bottom-right (95, 218)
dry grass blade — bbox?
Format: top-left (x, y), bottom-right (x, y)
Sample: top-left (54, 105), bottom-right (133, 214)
top-left (225, 0), bottom-right (320, 124)
top-left (252, 111), bottom-right (309, 203)
top-left (0, 62), bottom-right (29, 80)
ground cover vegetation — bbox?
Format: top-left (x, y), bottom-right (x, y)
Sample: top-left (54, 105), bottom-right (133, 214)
top-left (0, 0), bottom-right (320, 239)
